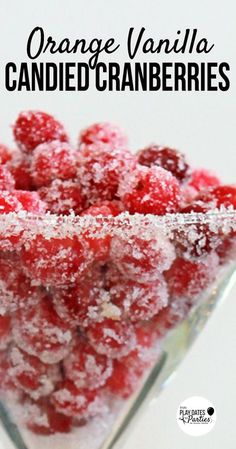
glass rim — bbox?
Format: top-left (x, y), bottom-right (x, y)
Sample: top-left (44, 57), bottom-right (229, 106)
top-left (0, 208), bottom-right (235, 239)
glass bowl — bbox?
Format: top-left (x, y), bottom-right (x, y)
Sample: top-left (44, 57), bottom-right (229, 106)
top-left (0, 210), bottom-right (235, 449)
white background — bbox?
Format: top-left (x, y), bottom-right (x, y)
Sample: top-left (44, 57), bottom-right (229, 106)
top-left (0, 0), bottom-right (236, 448)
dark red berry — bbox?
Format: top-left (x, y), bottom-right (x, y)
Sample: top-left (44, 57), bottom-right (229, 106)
top-left (138, 145), bottom-right (190, 182)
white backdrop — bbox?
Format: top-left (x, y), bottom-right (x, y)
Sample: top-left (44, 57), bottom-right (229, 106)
top-left (0, 0), bottom-right (235, 448)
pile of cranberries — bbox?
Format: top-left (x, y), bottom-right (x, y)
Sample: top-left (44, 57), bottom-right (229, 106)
top-left (0, 111), bottom-right (235, 436)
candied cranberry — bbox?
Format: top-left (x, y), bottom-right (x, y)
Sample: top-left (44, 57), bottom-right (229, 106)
top-left (119, 165), bottom-right (180, 215)
top-left (15, 191), bottom-right (46, 213)
top-left (9, 346), bottom-right (61, 399)
top-left (77, 143), bottom-right (136, 203)
top-left (0, 144), bottom-right (13, 164)
top-left (13, 111), bottom-right (68, 152)
top-left (0, 191), bottom-right (22, 213)
top-left (0, 166), bottom-right (15, 190)
top-left (0, 256), bottom-right (38, 315)
top-left (79, 122), bottom-right (128, 148)
top-left (39, 179), bottom-right (86, 215)
top-left (52, 275), bottom-right (110, 326)
top-left (173, 221), bottom-right (222, 260)
top-left (0, 315), bottom-right (11, 350)
top-left (110, 233), bottom-right (175, 283)
top-left (32, 141), bottom-right (78, 188)
top-left (8, 151), bottom-right (34, 190)
top-left (51, 380), bottom-right (99, 418)
top-left (86, 318), bottom-right (136, 358)
top-left (182, 185), bottom-right (236, 213)
top-left (106, 356), bottom-right (140, 399)
top-left (21, 235), bottom-right (91, 286)
top-left (13, 295), bottom-right (74, 363)
top-left (138, 145), bottom-right (190, 182)
top-left (106, 330), bottom-right (154, 399)
top-left (199, 185), bottom-right (236, 210)
top-left (108, 275), bottom-right (168, 323)
top-left (165, 252), bottom-right (219, 300)
top-left (63, 337), bottom-right (113, 390)
top-left (24, 399), bottom-right (72, 435)
top-left (81, 200), bottom-right (124, 217)
top-left (81, 201), bottom-right (122, 263)
top-left (187, 168), bottom-right (221, 193)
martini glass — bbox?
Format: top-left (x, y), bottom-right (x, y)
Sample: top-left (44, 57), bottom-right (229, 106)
top-left (0, 210), bottom-right (235, 449)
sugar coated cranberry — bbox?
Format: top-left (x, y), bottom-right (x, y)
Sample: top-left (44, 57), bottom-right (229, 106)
top-left (51, 380), bottom-right (99, 418)
top-left (24, 399), bottom-right (72, 435)
top-left (32, 141), bottom-right (78, 188)
top-left (8, 151), bottom-right (33, 190)
top-left (110, 233), bottom-right (175, 283)
top-left (0, 255), bottom-right (38, 315)
top-left (173, 221), bottom-right (222, 260)
top-left (52, 274), bottom-right (110, 326)
top-left (0, 191), bottom-right (22, 213)
top-left (118, 165), bottom-right (180, 215)
top-left (138, 145), bottom-right (190, 182)
top-left (21, 235), bottom-right (91, 286)
top-left (187, 168), bottom-right (221, 193)
top-left (0, 144), bottom-right (13, 164)
top-left (106, 328), bottom-right (155, 398)
top-left (182, 185), bottom-right (236, 214)
top-left (106, 355), bottom-right (141, 399)
top-left (9, 346), bottom-right (61, 399)
top-left (77, 143), bottom-right (136, 203)
top-left (63, 337), bottom-right (113, 389)
top-left (81, 201), bottom-right (123, 263)
top-left (13, 111), bottom-right (68, 152)
top-left (108, 275), bottom-right (168, 323)
top-left (86, 318), bottom-right (136, 358)
top-left (0, 166), bottom-right (15, 190)
top-left (165, 252), bottom-right (219, 300)
top-left (197, 185), bottom-right (236, 210)
top-left (14, 191), bottom-right (46, 213)
top-left (79, 122), bottom-right (128, 148)
top-left (13, 295), bottom-right (74, 363)
top-left (39, 179), bottom-right (86, 215)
